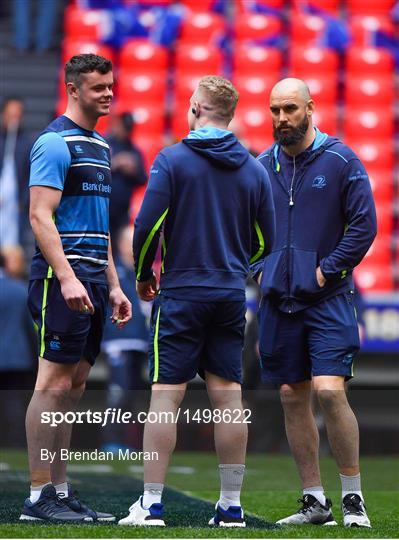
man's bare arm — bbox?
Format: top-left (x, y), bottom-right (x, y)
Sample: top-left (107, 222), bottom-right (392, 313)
top-left (29, 185), bottom-right (94, 313)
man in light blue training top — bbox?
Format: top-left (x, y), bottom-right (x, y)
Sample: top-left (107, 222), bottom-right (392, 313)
top-left (256, 78), bottom-right (376, 528)
top-left (21, 54), bottom-right (131, 523)
top-left (119, 75), bottom-right (276, 528)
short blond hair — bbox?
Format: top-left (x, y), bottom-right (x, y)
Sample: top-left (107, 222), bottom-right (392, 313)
top-left (197, 75), bottom-right (239, 123)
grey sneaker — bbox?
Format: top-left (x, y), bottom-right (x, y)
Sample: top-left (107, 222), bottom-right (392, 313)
top-left (342, 494), bottom-right (371, 528)
top-left (20, 485), bottom-right (92, 522)
top-left (276, 494), bottom-right (337, 526)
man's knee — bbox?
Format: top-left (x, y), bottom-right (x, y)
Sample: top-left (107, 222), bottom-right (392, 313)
top-left (316, 388), bottom-right (348, 415)
top-left (206, 373), bottom-right (242, 409)
top-left (279, 381), bottom-right (311, 410)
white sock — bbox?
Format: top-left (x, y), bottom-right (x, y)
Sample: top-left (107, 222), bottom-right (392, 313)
top-left (30, 483), bottom-right (51, 503)
top-left (219, 464), bottom-right (245, 510)
top-left (340, 473), bottom-right (363, 500)
top-left (142, 483), bottom-right (163, 508)
top-left (54, 482), bottom-right (69, 498)
top-left (303, 486), bottom-right (326, 506)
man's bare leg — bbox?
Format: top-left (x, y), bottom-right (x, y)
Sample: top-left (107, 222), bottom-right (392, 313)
top-left (313, 376), bottom-right (359, 475)
top-left (206, 372), bottom-right (247, 516)
top-left (143, 383), bottom-right (186, 484)
top-left (26, 358), bottom-right (78, 489)
top-left (313, 375), bottom-right (370, 527)
top-left (51, 358), bottom-right (92, 486)
top-left (279, 380), bottom-right (322, 488)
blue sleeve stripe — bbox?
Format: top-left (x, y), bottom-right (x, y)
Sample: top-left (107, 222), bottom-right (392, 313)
top-left (325, 150), bottom-right (348, 163)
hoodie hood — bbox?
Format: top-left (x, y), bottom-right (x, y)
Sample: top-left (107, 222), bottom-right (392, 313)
top-left (183, 128), bottom-right (249, 170)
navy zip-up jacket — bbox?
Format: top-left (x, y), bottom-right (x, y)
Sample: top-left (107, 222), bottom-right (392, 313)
top-left (256, 128), bottom-right (377, 313)
top-left (133, 129), bottom-right (275, 293)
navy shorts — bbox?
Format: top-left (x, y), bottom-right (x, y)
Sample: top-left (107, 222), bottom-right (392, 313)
top-left (148, 292), bottom-right (246, 384)
top-left (258, 292), bottom-right (360, 384)
top-left (28, 278), bottom-right (108, 365)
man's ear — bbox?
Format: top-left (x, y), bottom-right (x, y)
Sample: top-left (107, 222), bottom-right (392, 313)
top-left (307, 99), bottom-right (314, 116)
top-left (66, 82), bottom-right (79, 99)
top-left (193, 101), bottom-right (200, 118)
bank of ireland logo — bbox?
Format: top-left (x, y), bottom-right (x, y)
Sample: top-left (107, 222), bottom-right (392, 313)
top-left (312, 175), bottom-right (327, 189)
top-left (97, 171), bottom-right (105, 182)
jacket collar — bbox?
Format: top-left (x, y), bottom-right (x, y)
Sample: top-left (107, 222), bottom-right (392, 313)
top-left (271, 127), bottom-right (329, 173)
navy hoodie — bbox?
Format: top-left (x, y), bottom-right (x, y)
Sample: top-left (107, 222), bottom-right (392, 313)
top-left (133, 128), bottom-right (276, 294)
top-left (256, 128), bottom-right (377, 313)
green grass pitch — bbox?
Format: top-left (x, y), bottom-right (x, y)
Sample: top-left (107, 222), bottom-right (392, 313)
top-left (0, 450), bottom-right (398, 538)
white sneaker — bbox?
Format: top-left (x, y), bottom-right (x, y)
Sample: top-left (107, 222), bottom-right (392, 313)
top-left (342, 494), bottom-right (371, 528)
top-left (118, 496), bottom-right (165, 526)
top-left (277, 494), bottom-right (337, 526)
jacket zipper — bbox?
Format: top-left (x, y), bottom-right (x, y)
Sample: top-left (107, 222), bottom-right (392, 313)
top-left (286, 155), bottom-right (295, 312)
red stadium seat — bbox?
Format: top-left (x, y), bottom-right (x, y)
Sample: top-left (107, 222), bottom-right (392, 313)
top-left (133, 105), bottom-right (164, 137)
top-left (344, 107), bottom-right (394, 140)
top-left (234, 104), bottom-right (273, 140)
top-left (349, 15), bottom-right (395, 48)
top-left (180, 0), bottom-right (216, 11)
top-left (245, 135), bottom-right (273, 155)
top-left (346, 0), bottom-right (395, 16)
top-left (233, 44), bottom-right (282, 76)
top-left (233, 13), bottom-right (282, 42)
top-left (375, 202), bottom-right (394, 235)
top-left (234, 75), bottom-right (278, 106)
top-left (347, 139), bottom-right (394, 171)
top-left (298, 75), bottom-right (338, 105)
top-left (345, 76), bottom-right (394, 107)
top-left (119, 39), bottom-right (168, 72)
top-left (135, 135), bottom-right (164, 172)
top-left (355, 263), bottom-right (394, 292)
top-left (171, 101), bottom-right (190, 140)
top-left (312, 106), bottom-right (338, 135)
top-left (175, 44), bottom-right (223, 74)
top-left (362, 234), bottom-right (392, 266)
top-left (367, 168), bottom-right (394, 205)
top-left (236, 0), bottom-right (284, 11)
top-left (64, 6), bottom-right (105, 41)
top-left (118, 73), bottom-right (167, 107)
top-left (95, 115), bottom-right (110, 136)
top-left (179, 12), bottom-right (225, 44)
top-left (305, 0), bottom-right (340, 14)
top-left (62, 40), bottom-right (114, 64)
top-left (291, 12), bottom-right (328, 45)
top-left (173, 73), bottom-right (202, 104)
top-left (346, 47), bottom-right (394, 75)
top-left (290, 47), bottom-right (339, 76)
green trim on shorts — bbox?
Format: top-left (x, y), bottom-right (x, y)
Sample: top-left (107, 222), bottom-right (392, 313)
top-left (153, 306), bottom-right (161, 383)
top-left (40, 278), bottom-right (50, 357)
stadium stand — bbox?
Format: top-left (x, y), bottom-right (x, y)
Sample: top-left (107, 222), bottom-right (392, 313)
top-left (30, 0), bottom-right (399, 297)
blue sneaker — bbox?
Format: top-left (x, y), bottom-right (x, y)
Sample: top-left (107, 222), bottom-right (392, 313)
top-left (19, 485), bottom-right (91, 522)
top-left (61, 483), bottom-right (115, 522)
top-left (209, 502), bottom-right (246, 528)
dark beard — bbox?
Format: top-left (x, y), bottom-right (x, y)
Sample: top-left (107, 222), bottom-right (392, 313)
top-left (273, 114), bottom-right (309, 146)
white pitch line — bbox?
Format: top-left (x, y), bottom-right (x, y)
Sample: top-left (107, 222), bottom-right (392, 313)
top-left (0, 462), bottom-right (10, 472)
